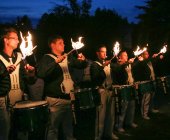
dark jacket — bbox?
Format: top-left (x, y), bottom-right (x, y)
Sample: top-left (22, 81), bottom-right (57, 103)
top-left (90, 59), bottom-right (114, 87)
top-left (0, 51), bottom-right (27, 97)
top-left (112, 62), bottom-right (135, 85)
top-left (37, 53), bottom-right (87, 98)
top-left (132, 57), bottom-right (159, 81)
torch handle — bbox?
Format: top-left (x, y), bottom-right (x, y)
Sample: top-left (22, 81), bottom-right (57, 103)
top-left (109, 55), bottom-right (116, 61)
top-left (15, 59), bottom-right (23, 66)
top-left (15, 59), bottom-right (27, 66)
top-left (66, 49), bottom-right (75, 56)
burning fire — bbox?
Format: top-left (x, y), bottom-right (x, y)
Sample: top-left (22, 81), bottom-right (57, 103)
top-left (71, 37), bottom-right (84, 50)
top-left (20, 32), bottom-right (37, 59)
top-left (159, 45), bottom-right (167, 54)
top-left (113, 41), bottom-right (120, 56)
top-left (133, 46), bottom-right (147, 56)
top-left (67, 37), bottom-right (84, 56)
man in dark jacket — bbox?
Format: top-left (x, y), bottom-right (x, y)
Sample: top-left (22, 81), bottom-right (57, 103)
top-left (133, 50), bottom-right (163, 120)
top-left (90, 45), bottom-right (118, 140)
top-left (0, 27), bottom-right (35, 140)
top-left (37, 35), bottom-right (87, 140)
top-left (112, 50), bottom-right (138, 133)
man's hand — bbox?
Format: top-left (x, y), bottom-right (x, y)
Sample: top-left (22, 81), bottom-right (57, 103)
top-left (7, 65), bottom-right (16, 74)
top-left (128, 58), bottom-right (135, 63)
top-left (152, 53), bottom-right (158, 58)
top-left (55, 55), bottom-right (66, 63)
top-left (103, 60), bottom-right (111, 67)
top-left (77, 53), bottom-right (85, 61)
top-left (25, 64), bottom-right (35, 77)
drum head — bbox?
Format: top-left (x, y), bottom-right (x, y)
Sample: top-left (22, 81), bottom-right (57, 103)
top-left (14, 100), bottom-right (48, 109)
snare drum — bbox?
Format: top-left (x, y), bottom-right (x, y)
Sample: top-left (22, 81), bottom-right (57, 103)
top-left (137, 80), bottom-right (154, 94)
top-left (119, 85), bottom-right (136, 101)
top-left (13, 100), bottom-right (49, 132)
top-left (74, 88), bottom-right (101, 110)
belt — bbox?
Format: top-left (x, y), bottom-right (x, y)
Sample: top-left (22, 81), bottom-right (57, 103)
top-left (51, 94), bottom-right (71, 100)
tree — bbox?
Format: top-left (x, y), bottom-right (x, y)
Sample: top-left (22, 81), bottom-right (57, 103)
top-left (135, 0), bottom-right (170, 51)
top-left (68, 0), bottom-right (80, 16)
top-left (81, 0), bottom-right (92, 17)
top-left (15, 15), bottom-right (33, 33)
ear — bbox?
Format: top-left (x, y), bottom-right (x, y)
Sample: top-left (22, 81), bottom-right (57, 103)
top-left (4, 37), bottom-right (8, 44)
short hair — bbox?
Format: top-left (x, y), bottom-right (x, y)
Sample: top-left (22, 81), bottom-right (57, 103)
top-left (0, 27), bottom-right (18, 40)
top-left (117, 50), bottom-right (127, 58)
top-left (96, 44), bottom-right (107, 52)
top-left (48, 34), bottom-right (63, 47)
top-left (0, 27), bottom-right (18, 50)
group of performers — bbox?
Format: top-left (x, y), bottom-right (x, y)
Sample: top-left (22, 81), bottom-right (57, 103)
top-left (0, 26), bottom-right (168, 140)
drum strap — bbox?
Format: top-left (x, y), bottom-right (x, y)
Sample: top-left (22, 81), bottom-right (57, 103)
top-left (125, 64), bottom-right (134, 84)
top-left (95, 61), bottom-right (112, 88)
top-left (0, 52), bottom-right (22, 90)
top-left (46, 54), bottom-right (74, 94)
top-left (147, 61), bottom-right (155, 80)
top-left (83, 61), bottom-right (92, 81)
top-left (0, 53), bottom-right (23, 106)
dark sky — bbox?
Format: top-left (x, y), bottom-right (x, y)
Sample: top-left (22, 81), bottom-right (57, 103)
top-left (0, 0), bottom-right (145, 24)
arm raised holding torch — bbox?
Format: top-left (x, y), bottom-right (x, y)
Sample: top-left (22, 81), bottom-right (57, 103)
top-left (152, 45), bottom-right (167, 59)
top-left (36, 35), bottom-right (87, 139)
top-left (132, 45), bottom-right (147, 62)
top-left (109, 41), bottom-right (120, 61)
top-left (69, 37), bottom-right (84, 55)
top-left (0, 27), bottom-right (36, 108)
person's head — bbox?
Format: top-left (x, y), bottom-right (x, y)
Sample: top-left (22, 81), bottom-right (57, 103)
top-left (118, 50), bottom-right (128, 63)
top-left (141, 50), bottom-right (149, 60)
top-left (0, 27), bottom-right (19, 51)
top-left (96, 44), bottom-right (107, 60)
top-left (48, 35), bottom-right (65, 55)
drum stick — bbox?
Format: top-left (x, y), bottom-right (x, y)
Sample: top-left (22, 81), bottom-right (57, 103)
top-left (95, 106), bottom-right (100, 138)
top-left (66, 49), bottom-right (75, 56)
top-left (114, 88), bottom-right (120, 127)
top-left (70, 92), bottom-right (77, 124)
top-left (71, 103), bottom-right (77, 125)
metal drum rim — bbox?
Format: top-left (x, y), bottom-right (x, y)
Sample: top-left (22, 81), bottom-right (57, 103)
top-left (13, 100), bottom-right (48, 109)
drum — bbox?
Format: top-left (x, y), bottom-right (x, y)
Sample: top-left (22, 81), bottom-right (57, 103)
top-left (74, 88), bottom-right (101, 110)
top-left (119, 85), bottom-right (136, 101)
top-left (137, 80), bottom-right (154, 94)
top-left (13, 100), bottom-right (49, 132)
top-left (156, 75), bottom-right (170, 94)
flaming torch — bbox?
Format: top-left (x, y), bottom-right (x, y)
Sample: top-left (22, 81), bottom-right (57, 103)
top-left (157, 45), bottom-right (167, 55)
top-left (16, 32), bottom-right (37, 66)
top-left (109, 41), bottom-right (120, 61)
top-left (133, 45), bottom-right (147, 59)
top-left (67, 37), bottom-right (84, 56)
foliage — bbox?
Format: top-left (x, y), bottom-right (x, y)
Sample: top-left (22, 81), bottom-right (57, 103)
top-left (134, 0), bottom-right (170, 52)
top-left (36, 1), bottom-right (129, 60)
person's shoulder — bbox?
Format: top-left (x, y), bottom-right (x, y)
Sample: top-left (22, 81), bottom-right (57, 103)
top-left (16, 51), bottom-right (22, 57)
top-left (39, 54), bottom-right (55, 62)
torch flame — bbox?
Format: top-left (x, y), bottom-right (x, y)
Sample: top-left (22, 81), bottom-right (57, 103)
top-left (113, 41), bottom-right (120, 56)
top-left (19, 32), bottom-right (36, 59)
top-left (159, 45), bottom-right (167, 54)
top-left (71, 37), bottom-right (84, 50)
top-left (134, 46), bottom-right (147, 56)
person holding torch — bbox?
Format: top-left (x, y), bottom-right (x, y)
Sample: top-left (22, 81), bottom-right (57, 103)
top-left (112, 50), bottom-right (138, 133)
top-left (90, 44), bottom-right (118, 140)
top-left (37, 34), bottom-right (87, 140)
top-left (0, 27), bottom-right (36, 140)
top-left (133, 50), bottom-right (164, 120)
